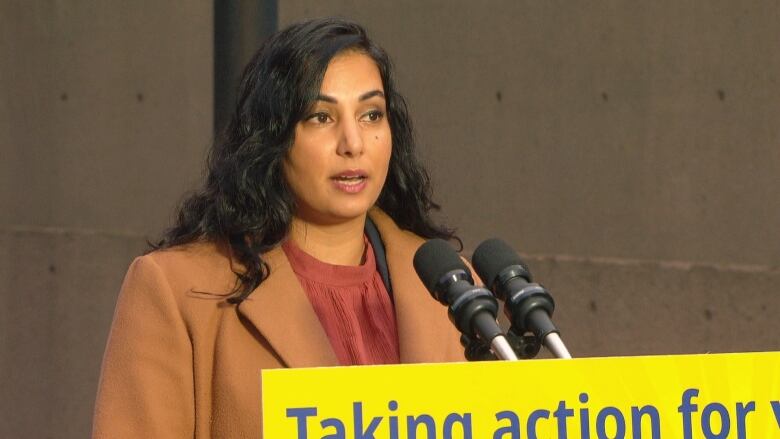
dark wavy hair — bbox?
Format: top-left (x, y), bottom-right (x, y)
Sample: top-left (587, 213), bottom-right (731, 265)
top-left (153, 17), bottom-right (457, 303)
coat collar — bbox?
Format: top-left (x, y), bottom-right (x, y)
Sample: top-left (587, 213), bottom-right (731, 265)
top-left (236, 208), bottom-right (462, 367)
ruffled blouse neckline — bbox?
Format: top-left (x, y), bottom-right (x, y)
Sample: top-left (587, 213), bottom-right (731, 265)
top-left (281, 237), bottom-right (376, 287)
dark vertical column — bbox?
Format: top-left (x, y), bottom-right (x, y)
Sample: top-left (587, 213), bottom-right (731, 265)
top-left (214, 0), bottom-right (278, 136)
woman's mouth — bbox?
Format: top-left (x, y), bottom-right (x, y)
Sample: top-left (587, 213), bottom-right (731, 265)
top-left (331, 171), bottom-right (368, 193)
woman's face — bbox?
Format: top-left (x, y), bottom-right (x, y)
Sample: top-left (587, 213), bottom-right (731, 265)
top-left (283, 51), bottom-right (392, 225)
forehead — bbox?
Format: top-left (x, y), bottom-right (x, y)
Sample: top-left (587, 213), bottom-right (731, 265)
top-left (319, 51), bottom-right (384, 94)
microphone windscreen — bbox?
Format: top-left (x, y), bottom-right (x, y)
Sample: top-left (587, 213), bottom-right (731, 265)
top-left (413, 239), bottom-right (468, 293)
top-left (472, 238), bottom-right (531, 288)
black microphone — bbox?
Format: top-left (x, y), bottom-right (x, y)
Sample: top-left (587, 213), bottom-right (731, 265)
top-left (472, 238), bottom-right (572, 359)
top-left (413, 239), bottom-right (518, 361)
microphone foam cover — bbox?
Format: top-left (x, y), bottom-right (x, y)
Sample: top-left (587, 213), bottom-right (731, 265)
top-left (413, 239), bottom-right (468, 293)
top-left (472, 238), bottom-right (530, 288)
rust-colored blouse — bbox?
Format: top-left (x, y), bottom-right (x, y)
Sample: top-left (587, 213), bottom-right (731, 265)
top-left (281, 237), bottom-right (400, 366)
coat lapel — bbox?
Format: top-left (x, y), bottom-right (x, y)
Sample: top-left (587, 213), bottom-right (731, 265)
top-left (369, 209), bottom-right (465, 364)
top-left (235, 246), bottom-right (338, 368)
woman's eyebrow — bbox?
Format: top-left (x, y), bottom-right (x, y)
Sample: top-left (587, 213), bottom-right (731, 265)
top-left (359, 90), bottom-right (385, 101)
top-left (315, 90), bottom-right (385, 103)
top-left (315, 94), bottom-right (338, 103)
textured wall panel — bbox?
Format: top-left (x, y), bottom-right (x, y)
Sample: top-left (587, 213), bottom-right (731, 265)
top-left (0, 229), bottom-right (146, 438)
top-left (523, 254), bottom-right (780, 357)
top-left (0, 1), bottom-right (213, 238)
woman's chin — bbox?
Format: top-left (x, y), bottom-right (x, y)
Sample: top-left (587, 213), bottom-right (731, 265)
top-left (323, 192), bottom-right (379, 221)
top-left (296, 202), bottom-right (374, 226)
top-left (328, 204), bottom-right (373, 222)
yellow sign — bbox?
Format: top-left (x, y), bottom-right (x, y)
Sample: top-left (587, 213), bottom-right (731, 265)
top-left (262, 352), bottom-right (780, 438)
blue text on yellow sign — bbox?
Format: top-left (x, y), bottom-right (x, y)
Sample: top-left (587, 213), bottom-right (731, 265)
top-left (262, 352), bottom-right (780, 438)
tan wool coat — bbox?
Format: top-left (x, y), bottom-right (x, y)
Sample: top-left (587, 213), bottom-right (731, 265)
top-left (92, 209), bottom-right (465, 438)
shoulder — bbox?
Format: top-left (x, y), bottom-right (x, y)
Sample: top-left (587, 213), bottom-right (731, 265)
top-left (123, 241), bottom-right (240, 308)
top-left (145, 241), bottom-right (234, 279)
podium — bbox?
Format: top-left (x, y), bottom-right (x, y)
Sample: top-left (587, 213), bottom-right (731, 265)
top-left (262, 352), bottom-right (780, 438)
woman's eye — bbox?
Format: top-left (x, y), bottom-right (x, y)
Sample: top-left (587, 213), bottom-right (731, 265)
top-left (363, 110), bottom-right (384, 122)
top-left (307, 112), bottom-right (331, 124)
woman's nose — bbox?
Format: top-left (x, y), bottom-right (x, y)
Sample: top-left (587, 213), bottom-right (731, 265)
top-left (336, 118), bottom-right (364, 157)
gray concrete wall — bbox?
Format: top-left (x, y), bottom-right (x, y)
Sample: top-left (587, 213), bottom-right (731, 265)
top-left (0, 228), bottom-right (147, 437)
top-left (280, 1), bottom-right (780, 355)
top-left (0, 1), bottom-right (212, 437)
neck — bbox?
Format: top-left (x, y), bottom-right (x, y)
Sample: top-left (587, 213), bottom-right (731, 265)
top-left (288, 214), bottom-right (367, 266)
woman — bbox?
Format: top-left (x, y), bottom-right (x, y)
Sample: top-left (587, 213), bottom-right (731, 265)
top-left (93, 18), bottom-right (464, 438)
